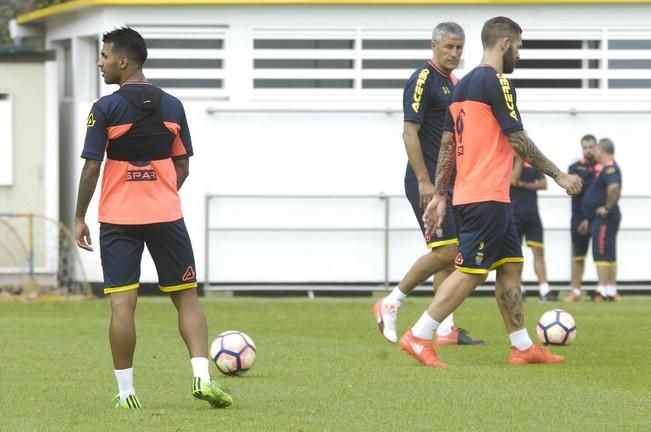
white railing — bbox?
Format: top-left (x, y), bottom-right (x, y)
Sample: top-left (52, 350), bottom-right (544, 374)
top-left (204, 194), bottom-right (651, 292)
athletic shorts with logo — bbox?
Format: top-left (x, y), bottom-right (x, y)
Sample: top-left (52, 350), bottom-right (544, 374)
top-left (100, 218), bottom-right (197, 294)
top-left (454, 201), bottom-right (523, 274)
top-left (591, 211), bottom-right (620, 264)
top-left (405, 180), bottom-right (459, 249)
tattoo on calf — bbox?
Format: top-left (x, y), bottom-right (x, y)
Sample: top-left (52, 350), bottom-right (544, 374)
top-left (498, 289), bottom-right (525, 329)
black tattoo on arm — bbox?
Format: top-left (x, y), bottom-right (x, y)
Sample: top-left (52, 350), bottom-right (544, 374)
top-left (75, 160), bottom-right (102, 220)
top-left (498, 289), bottom-right (525, 329)
top-left (174, 158), bottom-right (190, 191)
top-left (434, 131), bottom-right (456, 195)
top-left (507, 130), bottom-right (561, 180)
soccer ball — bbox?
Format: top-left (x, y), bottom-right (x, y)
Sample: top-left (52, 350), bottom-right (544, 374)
top-left (536, 309), bottom-right (577, 345)
top-left (210, 330), bottom-right (257, 375)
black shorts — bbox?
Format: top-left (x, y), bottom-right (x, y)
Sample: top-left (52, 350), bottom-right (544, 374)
top-left (454, 202), bottom-right (523, 274)
top-left (405, 180), bottom-right (458, 249)
top-left (571, 213), bottom-right (590, 259)
top-left (513, 210), bottom-right (544, 247)
top-left (591, 212), bottom-right (621, 265)
top-left (99, 218), bottom-right (197, 294)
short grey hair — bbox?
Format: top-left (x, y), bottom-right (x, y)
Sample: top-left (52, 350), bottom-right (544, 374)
top-left (432, 22), bottom-right (465, 43)
top-left (598, 138), bottom-right (615, 155)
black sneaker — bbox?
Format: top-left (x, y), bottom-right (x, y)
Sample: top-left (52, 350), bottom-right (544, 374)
top-left (539, 291), bottom-right (559, 302)
top-left (436, 327), bottom-right (486, 345)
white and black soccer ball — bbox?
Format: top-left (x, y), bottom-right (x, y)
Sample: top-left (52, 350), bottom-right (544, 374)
top-left (536, 309), bottom-right (577, 345)
top-left (210, 330), bottom-right (257, 375)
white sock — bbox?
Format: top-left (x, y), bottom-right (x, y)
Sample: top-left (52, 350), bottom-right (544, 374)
top-left (606, 285), bottom-right (618, 297)
top-left (509, 328), bottom-right (533, 351)
top-left (436, 313), bottom-right (455, 336)
top-left (539, 282), bottom-right (550, 297)
top-left (572, 288), bottom-right (581, 296)
top-left (520, 286), bottom-right (526, 294)
top-left (411, 311), bottom-right (440, 340)
top-left (191, 357), bottom-right (211, 382)
top-left (597, 285), bottom-right (607, 296)
top-left (385, 286), bottom-right (407, 305)
top-left (114, 368), bottom-right (136, 402)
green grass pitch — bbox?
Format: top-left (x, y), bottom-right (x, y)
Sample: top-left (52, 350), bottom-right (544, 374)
top-left (1, 295), bottom-right (650, 431)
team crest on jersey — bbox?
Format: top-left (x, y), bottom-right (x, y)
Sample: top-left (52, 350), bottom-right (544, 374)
top-left (435, 228), bottom-right (443, 238)
top-left (86, 113), bottom-right (96, 127)
top-left (606, 167), bottom-right (616, 174)
top-left (455, 253), bottom-right (464, 265)
top-left (475, 252), bottom-right (484, 266)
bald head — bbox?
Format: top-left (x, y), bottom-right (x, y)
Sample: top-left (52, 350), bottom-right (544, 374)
top-left (598, 138), bottom-right (615, 155)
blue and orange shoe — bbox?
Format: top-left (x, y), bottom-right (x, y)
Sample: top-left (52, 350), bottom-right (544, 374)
top-left (435, 326), bottom-right (485, 346)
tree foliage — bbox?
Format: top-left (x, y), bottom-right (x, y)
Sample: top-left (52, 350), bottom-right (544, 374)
top-left (0, 0), bottom-right (72, 45)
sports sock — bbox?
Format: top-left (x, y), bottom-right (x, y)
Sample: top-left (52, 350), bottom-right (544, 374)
top-left (606, 285), bottom-right (618, 297)
top-left (411, 311), bottom-right (440, 340)
top-left (114, 368), bottom-right (136, 402)
top-left (385, 286), bottom-right (407, 305)
top-left (539, 282), bottom-right (550, 297)
top-left (509, 329), bottom-right (533, 351)
top-left (436, 313), bottom-right (454, 336)
top-left (597, 285), bottom-right (607, 297)
top-left (191, 357), bottom-right (211, 382)
top-left (572, 288), bottom-right (581, 296)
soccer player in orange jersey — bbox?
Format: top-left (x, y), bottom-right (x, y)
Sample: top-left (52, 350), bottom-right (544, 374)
top-left (74, 27), bottom-right (231, 408)
top-left (399, 16), bottom-right (582, 367)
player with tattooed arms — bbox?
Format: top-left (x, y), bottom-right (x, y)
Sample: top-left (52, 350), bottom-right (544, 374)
top-left (399, 16), bottom-right (582, 367)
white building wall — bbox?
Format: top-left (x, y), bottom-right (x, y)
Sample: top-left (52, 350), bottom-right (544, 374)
top-left (41, 3), bottom-right (651, 285)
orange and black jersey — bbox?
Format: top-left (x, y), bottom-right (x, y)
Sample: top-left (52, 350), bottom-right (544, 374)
top-left (82, 83), bottom-right (193, 225)
top-left (444, 65), bottom-right (524, 205)
top-left (403, 60), bottom-right (457, 182)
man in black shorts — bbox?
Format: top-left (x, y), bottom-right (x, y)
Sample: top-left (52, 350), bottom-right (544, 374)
top-left (74, 27), bottom-right (231, 409)
top-left (373, 22), bottom-right (483, 346)
top-left (564, 134), bottom-right (599, 302)
top-left (510, 159), bottom-right (555, 301)
top-left (582, 138), bottom-right (622, 301)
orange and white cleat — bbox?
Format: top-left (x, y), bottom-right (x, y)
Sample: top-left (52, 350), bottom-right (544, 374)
top-left (563, 291), bottom-right (582, 303)
top-left (399, 329), bottom-right (448, 368)
top-left (592, 293), bottom-right (606, 303)
top-left (435, 326), bottom-right (485, 346)
top-left (373, 299), bottom-right (399, 343)
top-left (509, 343), bottom-right (564, 365)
